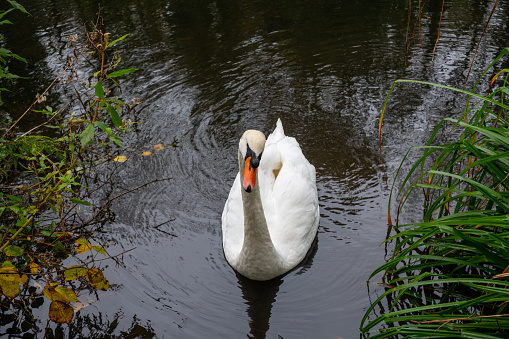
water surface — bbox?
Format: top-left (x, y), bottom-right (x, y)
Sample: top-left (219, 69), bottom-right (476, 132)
top-left (2, 0), bottom-right (509, 337)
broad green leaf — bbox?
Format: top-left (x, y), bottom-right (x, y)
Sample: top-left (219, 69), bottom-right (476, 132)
top-left (80, 124), bottom-right (94, 147)
top-left (7, 0), bottom-right (30, 15)
top-left (54, 286), bottom-right (78, 302)
top-left (109, 135), bottom-right (123, 147)
top-left (4, 245), bottom-right (23, 256)
top-left (107, 68), bottom-right (138, 78)
top-left (94, 81), bottom-right (105, 100)
top-left (64, 266), bottom-right (87, 280)
top-left (69, 197), bottom-right (92, 206)
top-left (92, 246), bottom-right (106, 255)
top-left (94, 121), bottom-right (109, 133)
top-left (107, 104), bottom-right (122, 127)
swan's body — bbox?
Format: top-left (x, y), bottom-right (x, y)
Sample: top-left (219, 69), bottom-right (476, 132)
top-left (222, 119), bottom-right (319, 281)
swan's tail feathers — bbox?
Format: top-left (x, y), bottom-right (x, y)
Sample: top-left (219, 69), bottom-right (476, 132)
top-left (267, 118), bottom-right (286, 144)
top-left (276, 118), bottom-right (284, 135)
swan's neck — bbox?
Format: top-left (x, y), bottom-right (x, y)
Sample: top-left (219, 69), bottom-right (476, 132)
top-left (237, 152), bottom-right (285, 280)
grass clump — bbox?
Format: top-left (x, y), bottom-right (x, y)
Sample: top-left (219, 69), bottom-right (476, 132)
top-left (362, 48), bottom-right (509, 338)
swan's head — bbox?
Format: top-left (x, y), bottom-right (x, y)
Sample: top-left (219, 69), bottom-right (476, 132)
top-left (239, 130), bottom-right (266, 193)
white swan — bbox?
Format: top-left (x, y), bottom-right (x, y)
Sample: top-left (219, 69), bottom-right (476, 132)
top-left (222, 119), bottom-right (319, 281)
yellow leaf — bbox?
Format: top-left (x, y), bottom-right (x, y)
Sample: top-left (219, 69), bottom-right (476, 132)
top-left (87, 268), bottom-right (110, 291)
top-left (0, 266), bottom-right (22, 297)
top-left (92, 246), bottom-right (106, 255)
top-left (21, 274), bottom-right (28, 285)
top-left (153, 144), bottom-right (164, 151)
top-left (48, 301), bottom-right (74, 325)
top-left (0, 266), bottom-right (23, 283)
top-left (55, 286), bottom-right (79, 302)
top-left (43, 285), bottom-right (61, 302)
top-left (141, 151), bottom-right (151, 156)
top-left (30, 262), bottom-right (40, 274)
top-left (76, 243), bottom-right (93, 254)
top-left (0, 278), bottom-right (20, 297)
top-left (64, 266), bottom-right (88, 280)
top-left (75, 238), bottom-right (90, 245)
top-left (113, 155), bottom-right (127, 162)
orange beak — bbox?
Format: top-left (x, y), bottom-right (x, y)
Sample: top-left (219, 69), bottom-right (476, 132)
top-left (242, 157), bottom-right (257, 192)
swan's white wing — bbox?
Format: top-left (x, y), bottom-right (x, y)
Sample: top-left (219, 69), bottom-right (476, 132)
top-left (221, 173), bottom-right (244, 263)
top-left (260, 124), bottom-right (319, 265)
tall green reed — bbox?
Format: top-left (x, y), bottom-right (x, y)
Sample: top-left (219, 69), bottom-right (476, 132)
top-left (362, 47), bottom-right (509, 338)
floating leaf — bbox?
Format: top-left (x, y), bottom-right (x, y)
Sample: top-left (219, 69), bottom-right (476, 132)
top-left (153, 144), bottom-right (164, 151)
top-left (65, 266), bottom-right (87, 281)
top-left (4, 245), bottom-right (23, 256)
top-left (48, 301), bottom-right (73, 325)
top-left (87, 268), bottom-right (110, 291)
top-left (141, 151), bottom-right (151, 156)
top-left (113, 155), bottom-right (127, 163)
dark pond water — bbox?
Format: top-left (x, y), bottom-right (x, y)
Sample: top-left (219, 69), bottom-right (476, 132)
top-left (2, 0), bottom-right (509, 337)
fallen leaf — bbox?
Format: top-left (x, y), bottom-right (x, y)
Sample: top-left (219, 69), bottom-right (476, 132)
top-left (141, 151), bottom-right (151, 156)
top-left (153, 144), bottom-right (164, 151)
top-left (113, 155), bottom-right (127, 162)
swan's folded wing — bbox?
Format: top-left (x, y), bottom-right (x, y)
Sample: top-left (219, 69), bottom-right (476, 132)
top-left (266, 137), bottom-right (319, 264)
top-left (221, 173), bottom-right (244, 261)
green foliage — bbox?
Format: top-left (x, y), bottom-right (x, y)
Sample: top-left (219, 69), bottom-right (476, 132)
top-left (0, 0), bottom-right (29, 104)
top-left (362, 48), bottom-right (509, 337)
top-left (0, 9), bottom-right (138, 335)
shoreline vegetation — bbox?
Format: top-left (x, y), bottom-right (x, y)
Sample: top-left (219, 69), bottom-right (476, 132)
top-left (0, 3), bottom-right (144, 335)
top-left (362, 48), bottom-right (509, 337)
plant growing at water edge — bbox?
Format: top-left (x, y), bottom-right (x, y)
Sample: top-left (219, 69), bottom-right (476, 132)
top-left (0, 9), bottom-right (139, 336)
top-left (361, 48), bottom-right (509, 338)
top-left (0, 0), bottom-right (29, 104)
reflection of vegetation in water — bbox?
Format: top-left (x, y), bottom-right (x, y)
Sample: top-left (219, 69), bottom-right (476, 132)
top-left (362, 48), bottom-right (509, 337)
top-left (0, 3), bottom-right (140, 336)
top-left (68, 312), bottom-right (156, 338)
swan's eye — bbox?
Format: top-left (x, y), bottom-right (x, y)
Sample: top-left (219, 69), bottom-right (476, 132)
top-left (251, 157), bottom-right (259, 168)
top-left (245, 144), bottom-right (258, 167)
